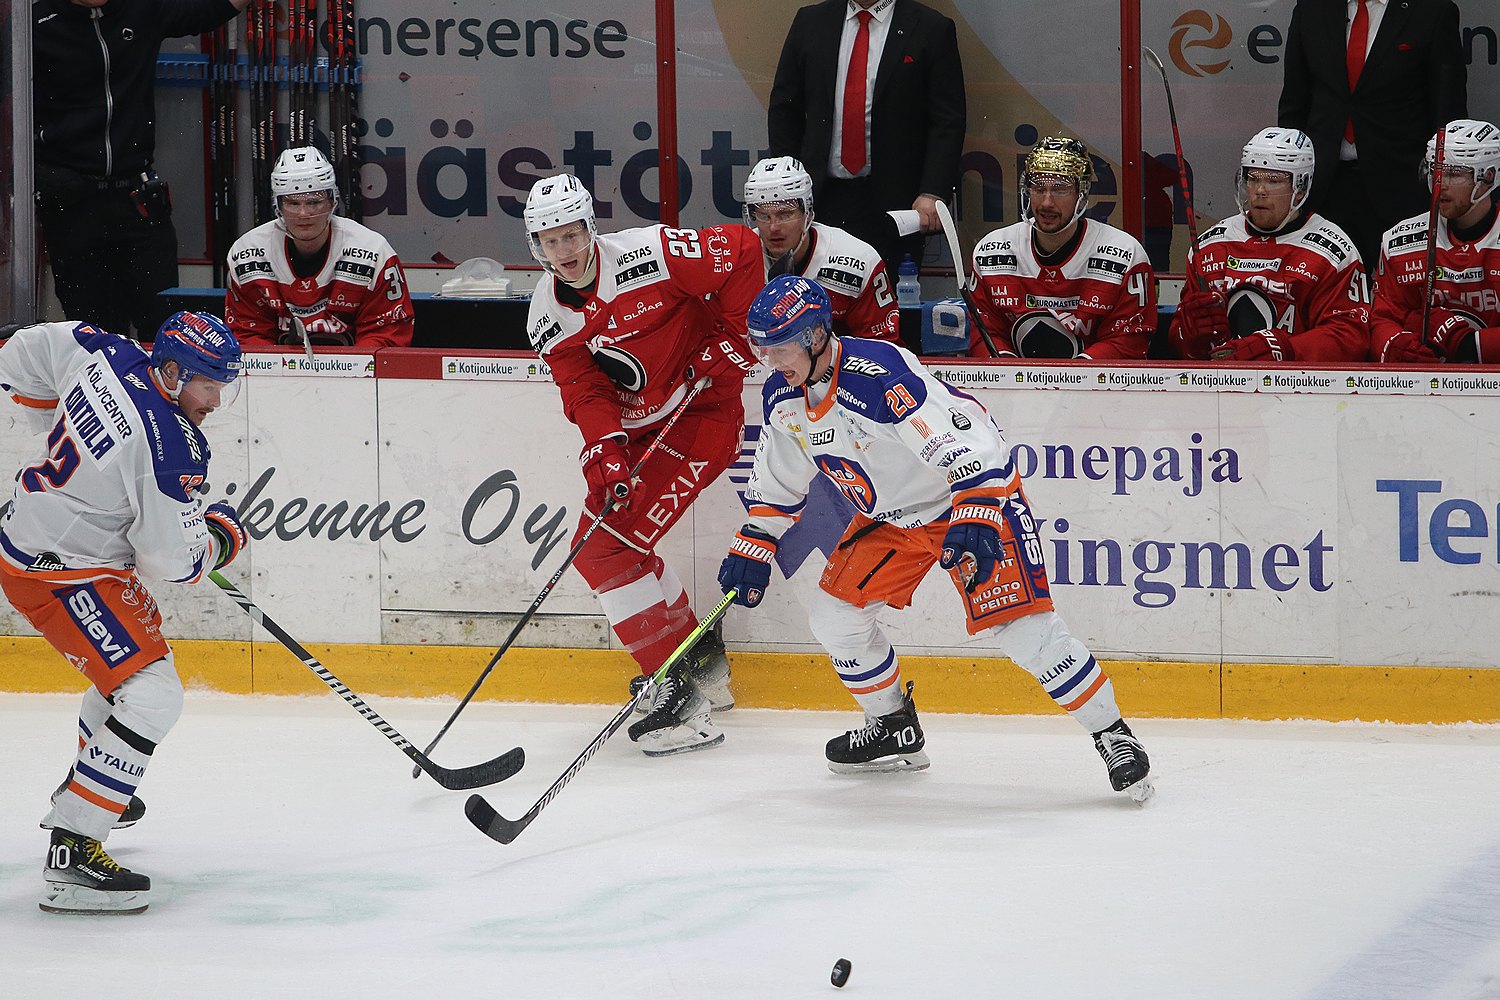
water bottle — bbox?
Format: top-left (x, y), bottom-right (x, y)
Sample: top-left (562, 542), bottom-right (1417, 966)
top-left (896, 254), bottom-right (921, 309)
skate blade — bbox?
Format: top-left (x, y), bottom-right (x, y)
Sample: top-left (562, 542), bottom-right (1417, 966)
top-left (827, 750), bottom-right (931, 774)
top-left (40, 882), bottom-right (150, 915)
top-left (640, 731), bottom-right (726, 758)
top-left (1125, 777), bottom-right (1155, 804)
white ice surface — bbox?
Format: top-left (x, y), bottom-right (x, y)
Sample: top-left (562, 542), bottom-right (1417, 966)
top-left (3, 692), bottom-right (1500, 1000)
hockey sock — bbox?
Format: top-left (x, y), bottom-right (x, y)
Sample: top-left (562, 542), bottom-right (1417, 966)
top-left (73, 685), bottom-right (112, 752)
top-left (993, 612), bottom-right (1121, 734)
top-left (595, 559), bottom-right (698, 673)
top-left (807, 588), bottom-right (906, 717)
top-left (43, 657), bottom-right (184, 840)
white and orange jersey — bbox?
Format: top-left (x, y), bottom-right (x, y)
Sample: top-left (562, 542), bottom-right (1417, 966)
top-left (1183, 212), bottom-right (1369, 361)
top-left (1372, 210), bottom-right (1500, 361)
top-left (760, 222), bottom-right (899, 342)
top-left (744, 337), bottom-right (1015, 536)
top-left (967, 218), bottom-right (1156, 359)
top-left (527, 223), bottom-right (764, 445)
top-left (224, 216), bottom-right (414, 349)
top-left (0, 323), bottom-right (217, 585)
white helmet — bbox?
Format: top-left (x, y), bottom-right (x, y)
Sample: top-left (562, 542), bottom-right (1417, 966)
top-left (742, 156), bottom-right (814, 229)
top-left (1236, 127), bottom-right (1315, 230)
top-left (524, 173), bottom-right (597, 275)
top-left (272, 146), bottom-right (338, 213)
top-left (1424, 119), bottom-right (1500, 204)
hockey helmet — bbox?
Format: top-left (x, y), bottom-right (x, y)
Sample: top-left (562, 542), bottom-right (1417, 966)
top-left (747, 274), bottom-right (832, 364)
top-left (271, 147), bottom-right (339, 212)
top-left (1236, 127), bottom-right (1315, 229)
top-left (152, 311), bottom-right (243, 404)
top-left (1021, 136), bottom-right (1093, 227)
top-left (524, 174), bottom-right (598, 276)
top-left (742, 156), bottom-right (815, 228)
top-left (1424, 119), bottom-right (1500, 204)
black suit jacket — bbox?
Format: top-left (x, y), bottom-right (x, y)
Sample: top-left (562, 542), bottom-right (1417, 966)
top-left (767, 0), bottom-right (966, 212)
top-left (1278, 0), bottom-right (1466, 224)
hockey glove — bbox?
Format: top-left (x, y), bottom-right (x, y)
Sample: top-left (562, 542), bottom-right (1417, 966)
top-left (580, 435), bottom-right (632, 512)
top-left (1419, 307), bottom-right (1480, 361)
top-left (939, 498), bottom-right (1006, 593)
top-left (691, 334), bottom-right (758, 386)
top-left (1211, 329), bottom-right (1295, 363)
top-left (718, 525), bottom-right (778, 608)
top-left (204, 502), bottom-right (248, 569)
top-left (1171, 289), bottom-right (1230, 360)
top-left (1376, 329), bottom-right (1439, 364)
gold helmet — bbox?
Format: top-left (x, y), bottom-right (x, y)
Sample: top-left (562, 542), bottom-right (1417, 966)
top-left (1021, 136), bottom-right (1093, 227)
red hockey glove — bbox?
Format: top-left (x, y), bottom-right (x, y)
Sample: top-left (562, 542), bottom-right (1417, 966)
top-left (1376, 330), bottom-right (1439, 364)
top-left (1422, 307), bottom-right (1479, 360)
top-left (939, 498), bottom-right (1006, 593)
top-left (718, 525), bottom-right (778, 607)
top-left (1171, 289), bottom-right (1230, 360)
top-left (691, 335), bottom-right (758, 386)
top-left (1211, 329), bottom-right (1295, 363)
top-left (204, 502), bottom-right (248, 569)
top-left (580, 435), bottom-right (632, 512)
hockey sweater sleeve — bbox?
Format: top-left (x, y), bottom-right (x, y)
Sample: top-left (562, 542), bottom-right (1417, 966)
top-left (124, 412), bottom-right (217, 585)
top-left (1079, 259), bottom-right (1156, 361)
top-left (843, 261), bottom-right (901, 342)
top-left (1291, 260), bottom-right (1372, 361)
top-left (0, 323), bottom-right (102, 433)
top-left (224, 268), bottom-right (287, 346)
top-left (742, 386), bottom-right (818, 538)
top-left (351, 253), bottom-right (416, 349)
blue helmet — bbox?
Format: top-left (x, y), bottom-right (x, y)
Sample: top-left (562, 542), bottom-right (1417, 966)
top-left (746, 275), bottom-right (831, 360)
top-left (152, 311), bottom-right (242, 386)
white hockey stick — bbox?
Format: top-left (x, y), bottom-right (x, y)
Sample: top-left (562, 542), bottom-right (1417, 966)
top-left (934, 198), bottom-right (1000, 357)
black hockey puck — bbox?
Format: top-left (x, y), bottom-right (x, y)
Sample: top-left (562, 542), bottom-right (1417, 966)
top-left (831, 957), bottom-right (852, 988)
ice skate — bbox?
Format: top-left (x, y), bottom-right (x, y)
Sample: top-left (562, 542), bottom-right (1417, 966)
top-left (627, 662), bottom-right (724, 757)
top-left (630, 620), bottom-right (734, 714)
top-left (826, 681), bottom-right (930, 774)
top-left (40, 829), bottom-right (151, 915)
top-left (42, 771), bottom-right (146, 831)
top-left (1093, 719), bottom-right (1153, 802)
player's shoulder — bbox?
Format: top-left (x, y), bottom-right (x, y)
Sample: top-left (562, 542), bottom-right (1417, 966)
top-left (1290, 213), bottom-right (1358, 267)
top-left (1080, 219), bottom-right (1149, 264)
top-left (333, 217), bottom-right (399, 258)
top-left (1198, 215), bottom-right (1243, 247)
top-left (810, 225), bottom-right (881, 294)
top-left (834, 338), bottom-right (927, 421)
top-left (598, 228), bottom-right (668, 292)
top-left (227, 222), bottom-right (282, 283)
top-left (972, 223), bottom-right (1026, 273)
top-left (1382, 212), bottom-right (1429, 255)
top-left (525, 279), bottom-right (585, 355)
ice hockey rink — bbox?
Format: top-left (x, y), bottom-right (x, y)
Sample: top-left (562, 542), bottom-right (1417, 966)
top-left (3, 692), bottom-right (1499, 1000)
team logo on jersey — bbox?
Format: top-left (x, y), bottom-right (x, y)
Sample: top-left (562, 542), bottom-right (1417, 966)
top-left (589, 344), bottom-right (648, 392)
top-left (1226, 286), bottom-right (1282, 338)
top-left (815, 455), bottom-right (877, 513)
top-left (1011, 312), bottom-right (1083, 359)
top-left (948, 408), bottom-right (972, 431)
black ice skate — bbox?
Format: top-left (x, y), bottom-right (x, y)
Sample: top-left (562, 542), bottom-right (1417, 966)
top-left (826, 681), bottom-right (930, 774)
top-left (42, 770), bottom-right (146, 831)
top-left (627, 661), bottom-right (724, 756)
top-left (1093, 719), bottom-right (1153, 802)
top-left (40, 828), bottom-right (151, 915)
top-left (630, 620), bottom-right (734, 714)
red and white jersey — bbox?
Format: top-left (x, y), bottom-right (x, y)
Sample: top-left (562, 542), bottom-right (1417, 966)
top-left (527, 224), bottom-right (764, 445)
top-left (1183, 212), bottom-right (1370, 361)
top-left (1372, 210), bottom-right (1500, 361)
top-left (0, 323), bottom-right (217, 586)
top-left (760, 223), bottom-right (899, 341)
top-left (224, 216), bottom-right (415, 349)
top-left (967, 218), bottom-right (1156, 359)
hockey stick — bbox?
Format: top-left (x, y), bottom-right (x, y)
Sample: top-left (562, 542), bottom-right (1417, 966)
top-left (464, 588), bottom-right (738, 845)
top-left (933, 198), bottom-right (1000, 357)
top-left (411, 375), bottom-right (714, 778)
top-left (209, 571), bottom-right (525, 789)
top-left (1422, 125), bottom-right (1448, 344)
top-left (1143, 47), bottom-right (1202, 290)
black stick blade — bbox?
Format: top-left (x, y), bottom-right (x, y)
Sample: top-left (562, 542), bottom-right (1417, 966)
top-left (411, 746), bottom-right (525, 790)
top-left (465, 793), bottom-right (527, 844)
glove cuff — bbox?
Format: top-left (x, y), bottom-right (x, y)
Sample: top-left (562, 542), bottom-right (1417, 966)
top-left (949, 498), bottom-right (1004, 527)
top-left (205, 512), bottom-right (243, 570)
top-left (729, 526), bottom-right (778, 564)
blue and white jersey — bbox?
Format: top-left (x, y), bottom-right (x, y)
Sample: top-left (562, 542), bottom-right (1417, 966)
top-left (0, 322), bottom-right (216, 584)
top-left (744, 337), bottom-right (1015, 535)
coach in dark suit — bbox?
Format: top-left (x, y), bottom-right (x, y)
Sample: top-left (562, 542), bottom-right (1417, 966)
top-left (1278, 0), bottom-right (1467, 268)
top-left (768, 0), bottom-right (966, 270)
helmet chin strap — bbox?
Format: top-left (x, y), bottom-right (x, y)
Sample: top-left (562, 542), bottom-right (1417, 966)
top-left (807, 328), bottom-right (835, 383)
top-left (151, 365), bottom-right (183, 403)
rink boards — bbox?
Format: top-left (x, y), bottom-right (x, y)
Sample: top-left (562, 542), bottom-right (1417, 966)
top-left (1, 350), bottom-right (1497, 722)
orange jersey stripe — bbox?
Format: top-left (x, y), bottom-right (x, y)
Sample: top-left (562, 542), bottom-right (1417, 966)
top-left (848, 673), bottom-right (899, 695)
top-left (10, 393), bottom-right (58, 409)
top-left (1062, 671), bottom-right (1108, 713)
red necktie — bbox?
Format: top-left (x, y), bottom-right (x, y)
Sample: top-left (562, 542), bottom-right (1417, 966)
top-left (841, 10), bottom-right (873, 176)
top-left (1345, 0), bottom-right (1368, 143)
